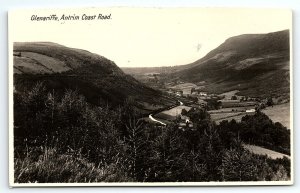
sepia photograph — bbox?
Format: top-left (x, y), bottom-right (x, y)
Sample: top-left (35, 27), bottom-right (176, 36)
top-left (8, 7), bottom-right (293, 186)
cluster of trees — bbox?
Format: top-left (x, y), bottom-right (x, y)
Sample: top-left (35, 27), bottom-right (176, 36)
top-left (204, 98), bottom-right (222, 110)
top-left (231, 95), bottom-right (238, 100)
top-left (217, 113), bottom-right (290, 155)
top-left (14, 82), bottom-right (290, 183)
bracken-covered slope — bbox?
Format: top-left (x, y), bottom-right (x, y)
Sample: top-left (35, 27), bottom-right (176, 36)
top-left (13, 42), bottom-right (175, 113)
top-left (173, 30), bottom-right (290, 99)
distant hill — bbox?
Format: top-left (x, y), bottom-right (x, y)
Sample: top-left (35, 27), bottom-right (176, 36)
top-left (13, 42), bottom-right (175, 114)
top-left (122, 66), bottom-right (185, 75)
top-left (171, 30), bottom-right (290, 99)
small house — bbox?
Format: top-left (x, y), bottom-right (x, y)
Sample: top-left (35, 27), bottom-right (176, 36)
top-left (246, 109), bottom-right (256, 113)
top-left (199, 92), bottom-right (208, 96)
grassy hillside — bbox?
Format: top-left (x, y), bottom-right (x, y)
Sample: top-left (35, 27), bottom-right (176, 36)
top-left (172, 30), bottom-right (290, 99)
top-left (13, 42), bottom-right (175, 114)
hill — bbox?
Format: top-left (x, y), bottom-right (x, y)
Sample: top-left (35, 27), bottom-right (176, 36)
top-left (172, 30), bottom-right (290, 99)
top-left (122, 66), bottom-right (185, 75)
top-left (13, 42), bottom-right (175, 114)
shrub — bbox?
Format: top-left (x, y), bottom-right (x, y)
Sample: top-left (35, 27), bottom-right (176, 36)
top-left (14, 146), bottom-right (132, 183)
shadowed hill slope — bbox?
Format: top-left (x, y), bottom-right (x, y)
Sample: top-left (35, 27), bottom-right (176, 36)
top-left (171, 30), bottom-right (290, 99)
top-left (13, 42), bottom-right (175, 113)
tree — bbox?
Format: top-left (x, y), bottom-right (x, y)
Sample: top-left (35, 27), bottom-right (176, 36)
top-left (271, 165), bottom-right (289, 181)
top-left (219, 148), bottom-right (267, 181)
top-left (181, 108), bottom-right (188, 116)
top-left (124, 118), bottom-right (148, 181)
top-left (187, 107), bottom-right (211, 135)
top-left (182, 150), bottom-right (207, 181)
top-left (266, 97), bottom-right (274, 107)
top-left (240, 96), bottom-right (245, 102)
top-left (205, 98), bottom-right (222, 110)
top-left (200, 124), bottom-right (223, 181)
top-left (14, 82), bottom-right (48, 138)
top-left (191, 87), bottom-right (195, 94)
top-left (231, 95), bottom-right (238, 100)
top-left (148, 124), bottom-right (186, 182)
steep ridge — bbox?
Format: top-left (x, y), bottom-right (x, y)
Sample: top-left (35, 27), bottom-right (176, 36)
top-left (13, 42), bottom-right (175, 113)
top-left (172, 30), bottom-right (290, 99)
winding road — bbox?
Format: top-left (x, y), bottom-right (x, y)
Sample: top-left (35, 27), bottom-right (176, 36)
top-left (148, 100), bottom-right (184, 126)
top-left (148, 114), bottom-right (167, 126)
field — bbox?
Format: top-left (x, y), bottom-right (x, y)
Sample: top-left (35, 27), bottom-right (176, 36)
top-left (210, 103), bottom-right (290, 127)
top-left (210, 112), bottom-right (252, 124)
top-left (21, 52), bottom-right (71, 73)
top-left (208, 106), bottom-right (255, 113)
top-left (209, 105), bottom-right (256, 123)
top-left (169, 83), bottom-right (197, 89)
top-left (154, 105), bottom-right (191, 120)
top-left (220, 100), bottom-right (257, 108)
top-left (243, 144), bottom-right (290, 160)
top-left (210, 112), bottom-right (243, 121)
top-left (262, 103), bottom-right (290, 129)
top-left (169, 83), bottom-right (198, 95)
top-left (219, 90), bottom-right (239, 100)
top-left (14, 57), bottom-right (53, 74)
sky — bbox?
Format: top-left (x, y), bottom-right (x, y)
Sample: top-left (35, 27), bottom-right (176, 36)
top-left (9, 7), bottom-right (292, 67)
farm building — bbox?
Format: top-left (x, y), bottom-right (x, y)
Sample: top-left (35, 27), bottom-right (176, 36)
top-left (176, 91), bottom-right (183, 97)
top-left (178, 115), bottom-right (193, 129)
top-left (199, 92), bottom-right (208, 96)
top-left (246, 109), bottom-right (256, 113)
